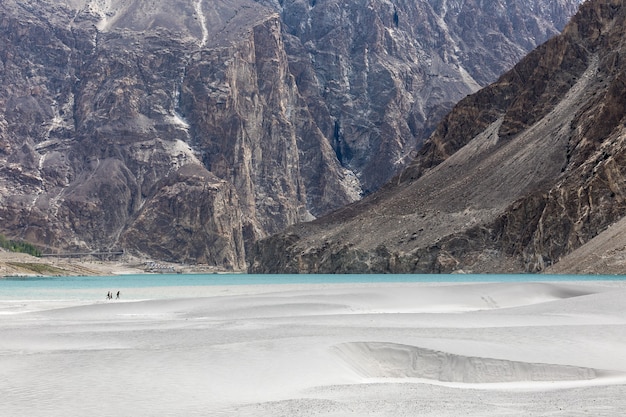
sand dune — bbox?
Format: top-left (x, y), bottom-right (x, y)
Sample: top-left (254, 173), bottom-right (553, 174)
top-left (332, 341), bottom-right (613, 383)
top-left (1, 280), bottom-right (626, 416)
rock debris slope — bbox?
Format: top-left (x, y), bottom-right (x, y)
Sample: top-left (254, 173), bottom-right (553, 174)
top-left (249, 0), bottom-right (626, 274)
top-left (0, 0), bottom-right (580, 268)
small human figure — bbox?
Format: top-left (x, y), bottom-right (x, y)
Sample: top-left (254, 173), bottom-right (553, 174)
top-left (116, 291), bottom-right (120, 299)
top-left (106, 291), bottom-right (111, 300)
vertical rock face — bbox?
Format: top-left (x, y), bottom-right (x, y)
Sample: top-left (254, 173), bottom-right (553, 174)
top-left (0, 0), bottom-right (359, 268)
top-left (120, 164), bottom-right (246, 267)
top-left (267, 0), bottom-right (582, 192)
top-left (0, 0), bottom-right (581, 268)
top-left (180, 18), bottom-right (306, 246)
top-left (249, 0), bottom-right (626, 274)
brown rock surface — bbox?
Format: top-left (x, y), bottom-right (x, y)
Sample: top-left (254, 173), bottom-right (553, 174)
top-left (120, 164), bottom-right (246, 268)
top-left (545, 216), bottom-right (626, 275)
top-left (249, 0), bottom-right (626, 274)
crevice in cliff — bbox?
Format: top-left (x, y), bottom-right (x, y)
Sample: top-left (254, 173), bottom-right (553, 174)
top-left (173, 61), bottom-right (192, 132)
top-left (195, 0), bottom-right (209, 48)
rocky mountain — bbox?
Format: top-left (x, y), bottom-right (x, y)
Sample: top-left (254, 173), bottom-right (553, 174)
top-left (269, 0), bottom-right (583, 193)
top-left (249, 0), bottom-right (626, 274)
top-left (0, 0), bottom-right (580, 269)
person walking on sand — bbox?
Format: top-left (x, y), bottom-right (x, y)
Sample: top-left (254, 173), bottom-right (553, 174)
top-left (116, 291), bottom-right (120, 299)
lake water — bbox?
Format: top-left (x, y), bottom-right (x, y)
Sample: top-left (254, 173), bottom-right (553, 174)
top-left (1, 273), bottom-right (624, 302)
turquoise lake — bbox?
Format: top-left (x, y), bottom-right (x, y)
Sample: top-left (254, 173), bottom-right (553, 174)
top-left (1, 273), bottom-right (625, 301)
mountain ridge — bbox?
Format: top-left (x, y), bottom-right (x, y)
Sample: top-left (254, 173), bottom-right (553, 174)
top-left (249, 0), bottom-right (626, 274)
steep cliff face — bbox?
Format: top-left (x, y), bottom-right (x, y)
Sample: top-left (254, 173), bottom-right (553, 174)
top-left (120, 164), bottom-right (246, 267)
top-left (0, 0), bottom-right (322, 268)
top-left (0, 0), bottom-right (580, 268)
top-left (0, 0), bottom-right (357, 268)
top-left (265, 0), bottom-right (582, 192)
top-left (249, 0), bottom-right (626, 274)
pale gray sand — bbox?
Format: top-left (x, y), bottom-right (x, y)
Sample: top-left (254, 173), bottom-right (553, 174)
top-left (1, 281), bottom-right (626, 416)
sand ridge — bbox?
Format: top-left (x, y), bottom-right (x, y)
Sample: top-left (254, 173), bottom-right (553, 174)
top-left (332, 341), bottom-right (616, 383)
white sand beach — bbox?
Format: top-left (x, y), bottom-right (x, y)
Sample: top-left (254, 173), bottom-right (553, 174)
top-left (1, 280), bottom-right (626, 416)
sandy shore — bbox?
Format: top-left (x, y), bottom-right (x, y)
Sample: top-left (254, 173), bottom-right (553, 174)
top-left (1, 279), bottom-right (626, 416)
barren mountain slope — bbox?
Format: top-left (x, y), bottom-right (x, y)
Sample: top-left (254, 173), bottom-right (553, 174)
top-left (0, 0), bottom-right (581, 269)
top-left (249, 0), bottom-right (626, 274)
